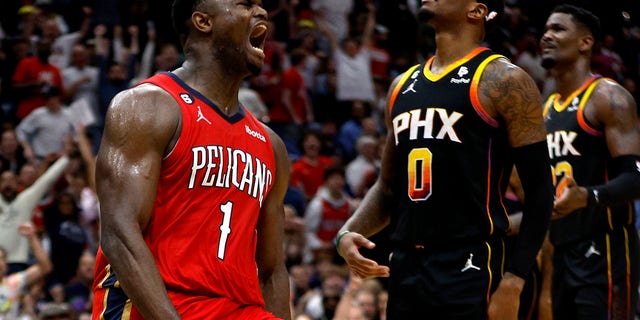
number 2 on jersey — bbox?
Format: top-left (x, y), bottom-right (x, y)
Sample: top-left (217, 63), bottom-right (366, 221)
top-left (217, 201), bottom-right (233, 260)
top-left (408, 148), bottom-right (432, 201)
top-left (551, 161), bottom-right (573, 198)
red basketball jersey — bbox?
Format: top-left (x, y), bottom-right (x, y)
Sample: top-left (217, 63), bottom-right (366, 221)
top-left (93, 72), bottom-right (278, 320)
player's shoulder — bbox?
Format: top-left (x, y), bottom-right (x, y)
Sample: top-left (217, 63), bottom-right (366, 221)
top-left (590, 77), bottom-right (636, 108)
top-left (109, 83), bottom-right (178, 119)
top-left (483, 57), bottom-right (530, 81)
top-left (591, 77), bottom-right (630, 98)
top-left (106, 83), bottom-right (181, 132)
top-left (479, 57), bottom-right (539, 96)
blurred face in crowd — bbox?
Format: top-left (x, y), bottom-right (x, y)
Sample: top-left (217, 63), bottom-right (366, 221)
top-left (41, 19), bottom-right (61, 40)
top-left (155, 44), bottom-right (180, 71)
top-left (70, 44), bottom-right (89, 68)
top-left (57, 193), bottom-right (77, 217)
top-left (302, 133), bottom-right (321, 158)
top-left (0, 171), bottom-right (18, 201)
top-left (343, 38), bottom-right (359, 58)
top-left (18, 164), bottom-right (39, 189)
top-left (108, 63), bottom-right (127, 85)
top-left (77, 252), bottom-right (96, 282)
top-left (354, 290), bottom-right (377, 320)
top-left (36, 38), bottom-right (53, 63)
top-left (325, 172), bottom-right (346, 196)
top-left (1, 130), bottom-right (19, 156)
top-left (12, 39), bottom-right (30, 59)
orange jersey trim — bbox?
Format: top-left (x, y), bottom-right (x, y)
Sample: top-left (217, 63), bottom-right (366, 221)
top-left (542, 94), bottom-right (557, 118)
top-left (576, 78), bottom-right (607, 136)
top-left (470, 54), bottom-right (504, 128)
top-left (388, 64), bottom-right (420, 114)
top-left (551, 75), bottom-right (599, 113)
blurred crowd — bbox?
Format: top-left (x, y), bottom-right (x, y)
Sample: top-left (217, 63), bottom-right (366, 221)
top-left (0, 0), bottom-right (639, 319)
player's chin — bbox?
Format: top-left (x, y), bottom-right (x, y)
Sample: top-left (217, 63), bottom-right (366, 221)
top-left (540, 56), bottom-right (556, 69)
top-left (247, 61), bottom-right (263, 76)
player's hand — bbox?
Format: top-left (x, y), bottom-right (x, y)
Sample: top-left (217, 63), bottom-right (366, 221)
top-left (337, 232), bottom-right (390, 279)
top-left (552, 177), bottom-right (588, 219)
top-left (488, 272), bottom-right (524, 320)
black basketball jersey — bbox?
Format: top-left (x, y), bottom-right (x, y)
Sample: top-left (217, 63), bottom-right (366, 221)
top-left (388, 47), bottom-right (513, 246)
top-left (544, 75), bottom-right (636, 246)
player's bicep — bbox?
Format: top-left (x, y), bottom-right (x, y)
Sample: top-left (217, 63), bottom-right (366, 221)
top-left (479, 60), bottom-right (547, 147)
top-left (96, 87), bottom-right (178, 235)
top-left (594, 82), bottom-right (640, 157)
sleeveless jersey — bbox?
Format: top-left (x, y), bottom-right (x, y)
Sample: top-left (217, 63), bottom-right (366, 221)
top-left (544, 75), bottom-right (636, 246)
top-left (92, 72), bottom-right (277, 319)
top-left (388, 47), bottom-right (512, 246)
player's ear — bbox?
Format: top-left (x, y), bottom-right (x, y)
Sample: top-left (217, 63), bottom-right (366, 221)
top-left (192, 11), bottom-right (214, 33)
top-left (468, 2), bottom-right (488, 22)
top-left (578, 34), bottom-right (595, 54)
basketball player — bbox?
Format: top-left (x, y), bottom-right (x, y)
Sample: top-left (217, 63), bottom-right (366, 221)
top-left (335, 0), bottom-right (553, 319)
top-left (91, 0), bottom-right (291, 319)
top-left (540, 5), bottom-right (640, 319)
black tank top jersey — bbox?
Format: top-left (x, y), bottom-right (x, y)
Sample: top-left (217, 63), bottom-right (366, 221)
top-left (544, 75), bottom-right (636, 246)
top-left (388, 47), bottom-right (513, 246)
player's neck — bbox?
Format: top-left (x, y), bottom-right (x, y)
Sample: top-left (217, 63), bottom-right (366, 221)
top-left (431, 34), bottom-right (481, 74)
top-left (176, 61), bottom-right (243, 115)
top-left (552, 59), bottom-right (593, 98)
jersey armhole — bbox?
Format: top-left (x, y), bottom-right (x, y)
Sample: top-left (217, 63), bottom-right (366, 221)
top-left (577, 78), bottom-right (606, 136)
top-left (542, 94), bottom-right (556, 118)
top-left (470, 54), bottom-right (504, 128)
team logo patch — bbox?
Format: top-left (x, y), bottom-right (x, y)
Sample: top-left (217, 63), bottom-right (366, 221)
top-left (451, 66), bottom-right (470, 84)
top-left (196, 106), bottom-right (211, 125)
top-left (457, 66), bottom-right (469, 78)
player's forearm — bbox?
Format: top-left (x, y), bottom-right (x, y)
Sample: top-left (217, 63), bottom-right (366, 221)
top-left (509, 141), bottom-right (553, 277)
top-left (341, 181), bottom-right (391, 238)
top-left (101, 235), bottom-right (181, 320)
top-left (585, 155), bottom-right (640, 207)
top-left (260, 263), bottom-right (292, 320)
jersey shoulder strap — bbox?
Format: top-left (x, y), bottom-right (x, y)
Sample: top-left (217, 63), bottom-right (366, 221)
top-left (388, 64), bottom-right (421, 114)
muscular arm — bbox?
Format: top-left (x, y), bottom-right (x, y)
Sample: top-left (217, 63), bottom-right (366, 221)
top-left (584, 81), bottom-right (640, 202)
top-left (256, 126), bottom-right (292, 320)
top-left (334, 74), bottom-right (402, 279)
top-left (480, 59), bottom-right (553, 277)
top-left (554, 80), bottom-right (640, 214)
top-left (96, 85), bottom-right (181, 320)
top-left (590, 80), bottom-right (640, 157)
top-left (339, 75), bottom-right (401, 239)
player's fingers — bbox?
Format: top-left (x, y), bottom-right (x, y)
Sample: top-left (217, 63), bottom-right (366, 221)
top-left (351, 233), bottom-right (376, 250)
top-left (349, 257), bottom-right (390, 278)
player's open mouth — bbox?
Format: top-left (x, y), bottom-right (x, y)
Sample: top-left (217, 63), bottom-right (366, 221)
top-left (249, 23), bottom-right (268, 55)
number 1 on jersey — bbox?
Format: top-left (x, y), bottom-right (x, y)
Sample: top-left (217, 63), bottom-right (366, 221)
top-left (218, 201), bottom-right (233, 260)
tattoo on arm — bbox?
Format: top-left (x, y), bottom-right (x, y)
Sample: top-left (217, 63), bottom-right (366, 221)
top-left (480, 61), bottom-right (545, 146)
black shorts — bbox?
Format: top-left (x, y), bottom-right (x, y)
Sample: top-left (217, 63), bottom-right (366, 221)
top-left (386, 238), bottom-right (505, 320)
top-left (552, 225), bottom-right (639, 320)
